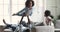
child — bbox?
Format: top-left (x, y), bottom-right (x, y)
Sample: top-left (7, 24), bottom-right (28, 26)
top-left (44, 10), bottom-right (54, 26)
top-left (12, 0), bottom-right (34, 24)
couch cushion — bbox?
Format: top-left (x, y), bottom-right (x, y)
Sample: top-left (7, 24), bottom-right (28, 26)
top-left (35, 26), bottom-right (54, 32)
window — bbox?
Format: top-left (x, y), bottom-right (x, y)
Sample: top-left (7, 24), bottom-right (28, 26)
top-left (0, 0), bottom-right (45, 25)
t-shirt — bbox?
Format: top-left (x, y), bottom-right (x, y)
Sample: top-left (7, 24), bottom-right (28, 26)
top-left (44, 16), bottom-right (54, 26)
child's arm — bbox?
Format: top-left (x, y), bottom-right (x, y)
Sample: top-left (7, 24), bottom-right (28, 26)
top-left (12, 8), bottom-right (26, 16)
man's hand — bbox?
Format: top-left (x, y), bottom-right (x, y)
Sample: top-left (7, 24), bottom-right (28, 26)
top-left (3, 19), bottom-right (5, 22)
top-left (12, 14), bottom-right (16, 16)
top-left (3, 19), bottom-right (7, 24)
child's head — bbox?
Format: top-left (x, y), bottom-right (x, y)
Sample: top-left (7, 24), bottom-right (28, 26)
top-left (44, 10), bottom-right (51, 17)
top-left (25, 0), bottom-right (34, 8)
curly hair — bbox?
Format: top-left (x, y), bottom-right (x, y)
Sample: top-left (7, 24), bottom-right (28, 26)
top-left (45, 10), bottom-right (51, 16)
top-left (25, 0), bottom-right (34, 7)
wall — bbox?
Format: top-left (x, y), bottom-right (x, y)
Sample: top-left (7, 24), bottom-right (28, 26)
top-left (46, 0), bottom-right (60, 19)
top-left (0, 0), bottom-right (45, 24)
top-left (56, 0), bottom-right (60, 19)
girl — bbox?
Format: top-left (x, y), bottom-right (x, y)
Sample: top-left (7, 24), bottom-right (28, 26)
top-left (13, 0), bottom-right (34, 24)
top-left (44, 10), bottom-right (54, 26)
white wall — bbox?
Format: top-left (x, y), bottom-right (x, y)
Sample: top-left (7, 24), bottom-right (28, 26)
top-left (0, 0), bottom-right (45, 24)
top-left (56, 0), bottom-right (60, 18)
top-left (46, 0), bottom-right (60, 19)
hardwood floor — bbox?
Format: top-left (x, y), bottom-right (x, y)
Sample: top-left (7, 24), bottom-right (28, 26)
top-left (0, 26), bottom-right (4, 32)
